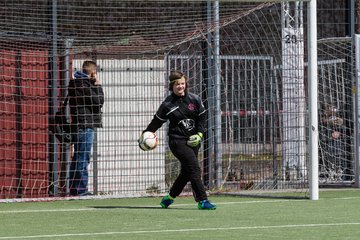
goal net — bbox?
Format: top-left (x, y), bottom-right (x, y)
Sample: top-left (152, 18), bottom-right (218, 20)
top-left (317, 37), bottom-right (354, 186)
top-left (0, 0), bottom-right (351, 200)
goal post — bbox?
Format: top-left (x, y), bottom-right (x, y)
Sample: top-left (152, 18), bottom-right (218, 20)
top-left (354, 34), bottom-right (360, 188)
top-left (0, 0), bottom-right (330, 201)
top-left (307, 0), bottom-right (319, 200)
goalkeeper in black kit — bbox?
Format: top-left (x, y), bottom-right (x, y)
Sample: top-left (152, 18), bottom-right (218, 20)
top-left (139, 70), bottom-right (216, 210)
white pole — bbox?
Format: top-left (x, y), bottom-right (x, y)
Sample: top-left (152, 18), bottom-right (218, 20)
top-left (213, 0), bottom-right (222, 186)
top-left (355, 34), bottom-right (360, 188)
top-left (307, 0), bottom-right (319, 200)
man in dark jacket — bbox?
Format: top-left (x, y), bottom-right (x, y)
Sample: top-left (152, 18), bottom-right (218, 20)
top-left (68, 60), bottom-right (104, 196)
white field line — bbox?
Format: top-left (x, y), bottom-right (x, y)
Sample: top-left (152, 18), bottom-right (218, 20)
top-left (0, 199), bottom-right (303, 214)
top-left (0, 222), bottom-right (360, 239)
top-left (0, 196), bottom-right (359, 214)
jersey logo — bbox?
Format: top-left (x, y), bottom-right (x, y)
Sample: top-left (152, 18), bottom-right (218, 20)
top-left (188, 103), bottom-right (196, 111)
top-left (179, 119), bottom-right (195, 131)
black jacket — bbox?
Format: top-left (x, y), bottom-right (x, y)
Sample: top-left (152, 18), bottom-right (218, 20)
top-left (68, 71), bottom-right (104, 129)
top-left (145, 92), bottom-right (206, 139)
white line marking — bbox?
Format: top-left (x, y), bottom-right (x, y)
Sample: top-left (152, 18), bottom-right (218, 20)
top-left (333, 196), bottom-right (360, 200)
top-left (1, 196), bottom-right (359, 214)
top-left (0, 199), bottom-right (301, 214)
top-left (0, 208), bottom-right (97, 214)
top-left (0, 222), bottom-right (359, 239)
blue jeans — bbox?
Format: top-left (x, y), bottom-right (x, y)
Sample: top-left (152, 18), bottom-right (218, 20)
top-left (69, 128), bottom-right (94, 195)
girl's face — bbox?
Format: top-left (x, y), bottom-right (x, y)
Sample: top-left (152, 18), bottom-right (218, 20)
top-left (172, 77), bottom-right (186, 96)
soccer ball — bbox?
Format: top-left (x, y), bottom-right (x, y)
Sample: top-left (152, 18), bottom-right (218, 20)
top-left (139, 131), bottom-right (158, 151)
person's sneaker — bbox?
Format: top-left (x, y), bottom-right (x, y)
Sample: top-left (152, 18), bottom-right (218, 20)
top-left (160, 195), bottom-right (174, 208)
top-left (198, 200), bottom-right (216, 210)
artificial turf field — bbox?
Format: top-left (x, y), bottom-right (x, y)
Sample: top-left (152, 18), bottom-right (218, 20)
top-left (1, 190), bottom-right (360, 240)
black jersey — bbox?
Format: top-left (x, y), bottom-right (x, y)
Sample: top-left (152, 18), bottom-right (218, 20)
top-left (145, 92), bottom-right (206, 139)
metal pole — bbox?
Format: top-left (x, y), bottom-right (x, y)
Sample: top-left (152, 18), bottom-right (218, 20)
top-left (347, 0), bottom-right (355, 37)
top-left (355, 34), bottom-right (360, 188)
top-left (213, 1), bottom-right (222, 186)
top-left (349, 0), bottom-right (357, 184)
top-left (15, 51), bottom-right (23, 198)
top-left (208, 0), bottom-right (215, 188)
top-left (48, 0), bottom-right (58, 196)
top-left (202, 1), bottom-right (213, 188)
top-left (308, 0), bottom-right (319, 200)
top-left (59, 38), bottom-right (73, 195)
top-left (91, 52), bottom-right (99, 195)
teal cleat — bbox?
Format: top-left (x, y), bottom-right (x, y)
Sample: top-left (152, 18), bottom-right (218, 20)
top-left (198, 200), bottom-right (216, 210)
top-left (160, 195), bottom-right (174, 208)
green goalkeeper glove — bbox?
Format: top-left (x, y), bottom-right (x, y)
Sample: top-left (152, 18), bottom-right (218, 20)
top-left (187, 132), bottom-right (203, 147)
